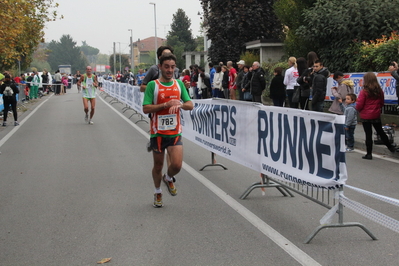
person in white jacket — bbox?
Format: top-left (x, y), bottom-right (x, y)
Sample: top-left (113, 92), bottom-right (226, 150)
top-left (212, 66), bottom-right (223, 98)
top-left (284, 57), bottom-right (299, 108)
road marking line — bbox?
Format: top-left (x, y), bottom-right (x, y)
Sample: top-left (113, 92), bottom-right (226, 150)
top-left (0, 96), bottom-right (52, 149)
top-left (99, 96), bottom-right (321, 266)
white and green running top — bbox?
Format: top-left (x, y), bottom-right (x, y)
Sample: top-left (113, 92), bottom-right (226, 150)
top-left (82, 74), bottom-right (96, 98)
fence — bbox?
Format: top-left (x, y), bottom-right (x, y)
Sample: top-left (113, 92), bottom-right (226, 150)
top-left (101, 80), bottom-right (399, 243)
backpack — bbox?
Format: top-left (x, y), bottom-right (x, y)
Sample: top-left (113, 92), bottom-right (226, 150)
top-left (3, 85), bottom-right (14, 97)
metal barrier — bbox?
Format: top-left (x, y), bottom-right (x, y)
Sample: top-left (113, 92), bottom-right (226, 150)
top-left (240, 175), bottom-right (377, 243)
top-left (199, 152), bottom-right (228, 171)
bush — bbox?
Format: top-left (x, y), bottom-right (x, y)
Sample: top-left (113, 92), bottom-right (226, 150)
top-left (351, 32), bottom-right (399, 72)
top-left (239, 51), bottom-right (260, 67)
top-left (261, 61), bottom-right (289, 99)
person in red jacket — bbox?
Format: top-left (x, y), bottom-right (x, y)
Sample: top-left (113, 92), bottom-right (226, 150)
top-left (356, 72), bottom-right (396, 159)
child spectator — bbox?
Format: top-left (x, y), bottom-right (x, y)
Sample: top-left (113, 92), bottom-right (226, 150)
top-left (24, 85), bottom-right (30, 101)
top-left (339, 93), bottom-right (357, 152)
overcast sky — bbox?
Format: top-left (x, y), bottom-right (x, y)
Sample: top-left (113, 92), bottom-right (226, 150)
top-left (44, 0), bottom-right (203, 55)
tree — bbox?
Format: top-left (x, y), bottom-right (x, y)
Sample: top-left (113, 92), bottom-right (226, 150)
top-left (79, 41), bottom-right (100, 65)
top-left (296, 0), bottom-right (399, 72)
top-left (29, 44), bottom-right (52, 73)
top-left (167, 9), bottom-right (196, 52)
top-left (166, 36), bottom-right (186, 70)
top-left (96, 54), bottom-right (110, 65)
top-left (200, 0), bottom-right (282, 63)
top-left (109, 54), bottom-right (130, 73)
top-left (47, 35), bottom-right (88, 73)
top-left (273, 0), bottom-right (317, 58)
top-left (0, 0), bottom-right (61, 71)
top-left (166, 8), bottom-right (196, 70)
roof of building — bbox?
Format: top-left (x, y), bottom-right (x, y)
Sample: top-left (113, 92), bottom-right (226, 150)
top-left (134, 37), bottom-right (166, 53)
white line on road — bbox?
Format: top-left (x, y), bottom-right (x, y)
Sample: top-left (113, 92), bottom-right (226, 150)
top-left (0, 95), bottom-right (53, 149)
top-left (99, 96), bottom-right (321, 266)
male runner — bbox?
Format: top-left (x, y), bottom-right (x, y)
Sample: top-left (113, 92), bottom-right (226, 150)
top-left (143, 53), bottom-right (193, 208)
top-left (77, 66), bottom-right (98, 124)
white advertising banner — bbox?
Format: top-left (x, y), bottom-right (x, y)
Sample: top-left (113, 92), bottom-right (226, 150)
top-left (181, 99), bottom-right (347, 189)
top-left (102, 81), bottom-right (347, 188)
top-left (119, 83), bottom-right (127, 105)
top-left (132, 85), bottom-right (145, 116)
top-left (326, 72), bottom-right (397, 104)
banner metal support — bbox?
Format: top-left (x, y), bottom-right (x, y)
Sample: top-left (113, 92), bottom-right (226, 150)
top-left (199, 152), bottom-right (228, 171)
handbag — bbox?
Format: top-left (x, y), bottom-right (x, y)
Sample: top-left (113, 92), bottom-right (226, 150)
top-left (292, 87), bottom-right (300, 103)
top-left (243, 91), bottom-right (252, 101)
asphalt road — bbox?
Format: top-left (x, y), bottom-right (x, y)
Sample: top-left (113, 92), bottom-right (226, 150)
top-left (0, 87), bottom-right (398, 266)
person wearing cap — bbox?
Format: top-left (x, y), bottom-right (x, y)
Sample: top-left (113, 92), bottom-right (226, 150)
top-left (0, 74), bottom-right (20, 126)
top-left (236, 60), bottom-right (246, 100)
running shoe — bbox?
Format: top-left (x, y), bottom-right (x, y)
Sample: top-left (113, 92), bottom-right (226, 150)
top-left (153, 193), bottom-right (163, 208)
top-left (84, 113), bottom-right (88, 122)
top-left (146, 141), bottom-right (152, 152)
top-left (345, 148), bottom-right (353, 152)
top-left (14, 121), bottom-right (19, 126)
top-left (88, 120), bottom-right (94, 125)
top-left (163, 174), bottom-right (177, 196)
top-left (2, 122), bottom-right (6, 127)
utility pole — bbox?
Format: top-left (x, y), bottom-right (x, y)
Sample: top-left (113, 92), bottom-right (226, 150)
top-left (113, 42), bottom-right (116, 74)
top-left (129, 29), bottom-right (134, 74)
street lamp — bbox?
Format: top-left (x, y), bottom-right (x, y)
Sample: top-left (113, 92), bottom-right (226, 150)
top-left (128, 29), bottom-right (134, 74)
top-left (149, 2), bottom-right (158, 65)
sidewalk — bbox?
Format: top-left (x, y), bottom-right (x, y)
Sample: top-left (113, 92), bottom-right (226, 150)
top-left (354, 123), bottom-right (399, 158)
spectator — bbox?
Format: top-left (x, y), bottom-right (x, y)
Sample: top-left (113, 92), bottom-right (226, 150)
top-left (245, 61), bottom-right (266, 103)
top-left (307, 51), bottom-right (319, 68)
top-left (198, 66), bottom-right (211, 99)
top-left (128, 70), bottom-right (135, 85)
top-left (338, 93), bottom-right (358, 152)
top-left (115, 71), bottom-right (122, 82)
top-left (97, 74), bottom-right (104, 88)
top-left (329, 71), bottom-right (354, 114)
top-left (14, 73), bottom-right (21, 87)
top-left (41, 70), bottom-right (49, 93)
top-left (61, 75), bottom-right (68, 94)
top-left (54, 70), bottom-right (62, 95)
top-left (241, 65), bottom-right (251, 101)
top-left (296, 57), bottom-right (311, 110)
top-left (269, 67), bottom-right (286, 107)
top-left (236, 60), bottom-right (246, 101)
top-left (227, 61), bottom-right (237, 100)
top-left (356, 72), bottom-right (396, 160)
top-left (190, 64), bottom-right (199, 99)
top-left (68, 74), bottom-right (73, 89)
top-left (30, 71), bottom-right (40, 99)
top-left (26, 73), bottom-right (33, 96)
top-left (388, 61), bottom-right (399, 104)
top-left (212, 66), bottom-right (223, 98)
top-left (311, 60), bottom-right (329, 112)
top-left (0, 74), bottom-right (20, 126)
top-left (181, 69), bottom-right (191, 95)
top-left (209, 62), bottom-right (216, 92)
top-left (136, 69), bottom-right (146, 86)
top-left (221, 65), bottom-right (229, 99)
top-left (284, 57), bottom-right (299, 108)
